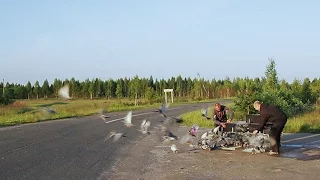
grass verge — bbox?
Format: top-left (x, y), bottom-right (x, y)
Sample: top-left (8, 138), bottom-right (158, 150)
top-left (180, 103), bottom-right (320, 133)
top-left (180, 102), bottom-right (234, 128)
top-left (0, 98), bottom-right (224, 127)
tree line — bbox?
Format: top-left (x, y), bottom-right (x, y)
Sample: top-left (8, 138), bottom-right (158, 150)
top-left (0, 75), bottom-right (238, 102)
top-left (1, 59), bottom-right (320, 117)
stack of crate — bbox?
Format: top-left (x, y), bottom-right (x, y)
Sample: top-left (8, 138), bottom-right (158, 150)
top-left (246, 114), bottom-right (273, 134)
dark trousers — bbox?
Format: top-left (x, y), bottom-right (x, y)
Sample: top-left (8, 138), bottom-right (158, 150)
top-left (269, 123), bottom-right (285, 153)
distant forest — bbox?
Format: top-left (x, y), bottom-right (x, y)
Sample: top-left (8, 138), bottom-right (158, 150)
top-left (1, 59), bottom-right (320, 118)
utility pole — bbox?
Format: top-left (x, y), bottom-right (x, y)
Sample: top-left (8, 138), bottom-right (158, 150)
top-left (2, 79), bottom-right (4, 97)
top-left (197, 73), bottom-right (208, 98)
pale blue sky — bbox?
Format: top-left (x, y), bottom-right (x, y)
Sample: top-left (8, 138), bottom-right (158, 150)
top-left (1, 0), bottom-right (319, 85)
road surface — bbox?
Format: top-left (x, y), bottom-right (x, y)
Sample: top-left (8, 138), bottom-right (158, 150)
top-left (1, 100), bottom-right (319, 180)
top-left (0, 102), bottom-right (214, 180)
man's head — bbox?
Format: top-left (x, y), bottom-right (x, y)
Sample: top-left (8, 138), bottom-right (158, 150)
top-left (214, 103), bottom-right (221, 111)
top-left (253, 101), bottom-right (262, 111)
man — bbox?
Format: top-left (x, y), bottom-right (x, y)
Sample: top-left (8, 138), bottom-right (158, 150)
top-left (213, 103), bottom-right (234, 129)
top-left (253, 101), bottom-right (288, 156)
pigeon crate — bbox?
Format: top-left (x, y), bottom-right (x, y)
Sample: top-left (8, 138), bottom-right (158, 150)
top-left (222, 123), bottom-right (236, 132)
top-left (222, 123), bottom-right (244, 132)
top-left (246, 114), bottom-right (261, 124)
top-left (246, 114), bottom-right (273, 134)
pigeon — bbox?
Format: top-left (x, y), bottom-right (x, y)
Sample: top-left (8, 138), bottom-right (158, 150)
top-left (171, 144), bottom-right (178, 153)
top-left (212, 126), bottom-right (220, 134)
top-left (179, 133), bottom-right (198, 147)
top-left (98, 109), bottom-right (109, 122)
top-left (156, 125), bottom-right (178, 142)
top-left (35, 107), bottom-right (56, 120)
top-left (189, 124), bottom-right (199, 137)
top-left (58, 84), bottom-right (71, 100)
top-left (163, 129), bottom-right (178, 141)
top-left (201, 108), bottom-right (211, 120)
top-left (42, 107), bottom-right (56, 114)
top-left (140, 119), bottom-right (151, 134)
top-left (105, 131), bottom-right (124, 142)
top-left (199, 130), bottom-right (220, 150)
top-left (158, 103), bottom-right (169, 117)
top-left (123, 111), bottom-right (134, 127)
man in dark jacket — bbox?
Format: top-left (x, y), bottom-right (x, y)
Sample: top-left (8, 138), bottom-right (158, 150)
top-left (253, 101), bottom-right (288, 155)
top-left (213, 103), bottom-right (234, 129)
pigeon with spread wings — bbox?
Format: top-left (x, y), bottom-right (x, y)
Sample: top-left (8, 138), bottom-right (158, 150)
top-left (58, 84), bottom-right (72, 100)
top-left (123, 111), bottom-right (134, 127)
top-left (201, 108), bottom-right (211, 120)
top-left (158, 103), bottom-right (169, 117)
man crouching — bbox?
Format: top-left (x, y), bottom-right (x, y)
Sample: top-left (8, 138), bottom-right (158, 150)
top-left (253, 101), bottom-right (288, 155)
top-left (213, 103), bottom-right (234, 131)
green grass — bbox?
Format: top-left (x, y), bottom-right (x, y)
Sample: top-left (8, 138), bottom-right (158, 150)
top-left (180, 102), bottom-right (235, 128)
top-left (284, 107), bottom-right (320, 133)
top-left (180, 103), bottom-right (320, 133)
top-left (0, 98), bottom-right (226, 127)
top-left (0, 99), bottom-right (158, 126)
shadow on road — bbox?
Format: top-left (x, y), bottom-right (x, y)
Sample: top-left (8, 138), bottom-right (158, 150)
top-left (36, 102), bottom-right (69, 107)
top-left (280, 133), bottom-right (320, 161)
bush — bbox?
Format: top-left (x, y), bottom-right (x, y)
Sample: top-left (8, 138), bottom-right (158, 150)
top-left (233, 89), bottom-right (313, 119)
top-left (0, 96), bottom-right (15, 105)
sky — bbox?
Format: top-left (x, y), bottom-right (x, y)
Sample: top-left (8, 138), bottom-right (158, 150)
top-left (1, 0), bottom-right (319, 85)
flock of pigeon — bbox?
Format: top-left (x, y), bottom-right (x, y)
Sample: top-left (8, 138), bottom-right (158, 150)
top-left (37, 84), bottom-right (273, 155)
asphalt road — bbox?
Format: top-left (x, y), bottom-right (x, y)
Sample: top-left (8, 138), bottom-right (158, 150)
top-left (0, 101), bottom-right (220, 180)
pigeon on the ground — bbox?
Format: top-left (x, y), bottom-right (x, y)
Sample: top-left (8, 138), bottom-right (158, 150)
top-left (171, 144), bottom-right (178, 153)
top-left (189, 124), bottom-right (199, 137)
top-left (155, 125), bottom-right (178, 142)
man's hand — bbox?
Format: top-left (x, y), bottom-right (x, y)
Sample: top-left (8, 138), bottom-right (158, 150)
top-left (220, 123), bottom-right (226, 128)
top-left (226, 119), bottom-right (232, 123)
top-left (253, 130), bottom-right (258, 135)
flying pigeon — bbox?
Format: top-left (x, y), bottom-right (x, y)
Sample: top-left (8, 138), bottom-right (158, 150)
top-left (201, 108), bottom-right (211, 120)
top-left (140, 119), bottom-right (151, 134)
top-left (105, 131), bottom-right (124, 142)
top-left (179, 133), bottom-right (198, 147)
top-left (58, 84), bottom-right (71, 100)
top-left (123, 111), bottom-right (134, 127)
top-left (98, 109), bottom-right (109, 122)
top-left (42, 107), bottom-right (56, 114)
top-left (158, 103), bottom-right (169, 117)
top-left (35, 107), bottom-right (56, 120)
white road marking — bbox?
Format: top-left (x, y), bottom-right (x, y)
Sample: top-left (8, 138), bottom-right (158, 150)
top-left (282, 134), bottom-right (320, 143)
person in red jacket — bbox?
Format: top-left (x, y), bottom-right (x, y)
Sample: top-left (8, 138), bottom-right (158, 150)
top-left (253, 101), bottom-right (288, 155)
